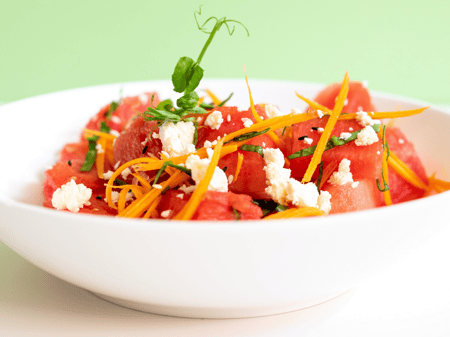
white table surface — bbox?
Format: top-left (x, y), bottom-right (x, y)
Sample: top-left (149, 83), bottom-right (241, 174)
top-left (1, 104), bottom-right (449, 336)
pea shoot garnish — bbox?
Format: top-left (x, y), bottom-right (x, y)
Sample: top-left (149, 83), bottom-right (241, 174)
top-left (143, 7), bottom-right (248, 126)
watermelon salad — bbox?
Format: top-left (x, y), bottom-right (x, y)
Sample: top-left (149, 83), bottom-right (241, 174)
top-left (42, 10), bottom-right (449, 220)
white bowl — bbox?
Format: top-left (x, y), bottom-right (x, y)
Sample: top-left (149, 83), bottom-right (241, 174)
top-left (0, 79), bottom-right (449, 318)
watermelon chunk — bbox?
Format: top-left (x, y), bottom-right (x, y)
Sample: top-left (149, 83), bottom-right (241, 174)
top-left (290, 118), bottom-right (383, 182)
top-left (310, 81), bottom-right (375, 113)
top-left (84, 92), bottom-right (160, 134)
top-left (113, 115), bottom-right (162, 166)
top-left (322, 179), bottom-right (381, 214)
top-left (382, 127), bottom-right (428, 204)
top-left (157, 190), bottom-right (263, 220)
top-left (197, 105), bottom-right (278, 199)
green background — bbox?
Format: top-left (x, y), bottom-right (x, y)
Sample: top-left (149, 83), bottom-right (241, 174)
top-left (1, 0), bottom-right (449, 103)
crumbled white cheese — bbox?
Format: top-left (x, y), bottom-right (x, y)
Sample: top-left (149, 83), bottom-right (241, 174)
top-left (328, 158), bottom-right (354, 186)
top-left (185, 153), bottom-right (228, 192)
top-left (95, 143), bottom-right (104, 154)
top-left (203, 140), bottom-right (217, 148)
top-left (355, 126), bottom-right (379, 146)
top-left (197, 116), bottom-right (202, 122)
top-left (303, 137), bottom-right (313, 145)
top-left (317, 110), bottom-right (324, 118)
top-left (241, 118), bottom-right (253, 128)
top-left (103, 170), bottom-right (114, 180)
top-left (205, 110), bottom-right (224, 130)
top-left (152, 132), bottom-right (160, 139)
top-left (121, 167), bottom-right (132, 179)
top-left (153, 184), bottom-right (163, 189)
top-left (228, 175), bottom-right (234, 184)
top-left (161, 210), bottom-right (172, 218)
top-left (139, 94), bottom-right (149, 105)
top-left (114, 161), bottom-right (121, 169)
top-left (159, 121), bottom-right (196, 158)
top-left (349, 127), bottom-right (354, 131)
top-left (263, 148), bottom-right (329, 212)
top-left (108, 191), bottom-right (120, 204)
top-left (398, 139), bottom-right (405, 144)
top-left (51, 180), bottom-right (92, 212)
top-left (110, 130), bottom-right (120, 137)
top-left (377, 151), bottom-right (381, 155)
top-left (344, 98), bottom-right (348, 106)
top-left (339, 132), bottom-right (352, 140)
top-left (356, 111), bottom-right (380, 127)
top-left (317, 190), bottom-right (332, 215)
top-left (351, 181), bottom-right (360, 188)
top-left (161, 150), bottom-right (170, 159)
top-left (264, 104), bottom-right (285, 118)
top-left (178, 184), bottom-right (196, 194)
top-left (285, 180), bottom-right (320, 208)
top-left (317, 127), bottom-right (324, 133)
top-left (176, 193), bottom-right (184, 199)
top-left (111, 115), bottom-right (122, 124)
top-left (227, 114), bottom-right (231, 122)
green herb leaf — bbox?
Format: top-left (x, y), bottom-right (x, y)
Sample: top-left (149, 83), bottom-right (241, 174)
top-left (275, 204), bottom-right (289, 212)
top-left (217, 92), bottom-right (233, 107)
top-left (153, 161), bottom-right (192, 186)
top-left (185, 64), bottom-right (204, 93)
top-left (172, 57), bottom-right (195, 93)
top-left (232, 207), bottom-right (241, 220)
top-left (156, 99), bottom-right (174, 111)
top-left (177, 91), bottom-right (200, 109)
top-left (240, 144), bottom-right (264, 157)
top-left (200, 102), bottom-right (215, 109)
top-left (226, 128), bottom-right (270, 143)
top-left (316, 161), bottom-right (324, 191)
top-left (100, 121), bottom-right (111, 134)
top-left (80, 135), bottom-right (99, 171)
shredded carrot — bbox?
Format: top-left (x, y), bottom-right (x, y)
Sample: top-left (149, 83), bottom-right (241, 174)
top-left (143, 196), bottom-right (162, 219)
top-left (387, 151), bottom-right (430, 191)
top-left (131, 173), bottom-right (152, 192)
top-left (119, 170), bottom-right (189, 218)
top-left (295, 93), bottom-right (332, 116)
top-left (174, 139), bottom-right (224, 220)
top-left (205, 89), bottom-right (221, 106)
top-left (263, 207), bottom-right (324, 220)
top-left (244, 70), bottom-right (284, 148)
top-left (338, 107), bottom-right (428, 120)
top-left (84, 129), bottom-right (117, 141)
top-left (428, 175), bottom-right (450, 193)
top-left (302, 71), bottom-right (350, 183)
top-left (234, 153), bottom-right (244, 182)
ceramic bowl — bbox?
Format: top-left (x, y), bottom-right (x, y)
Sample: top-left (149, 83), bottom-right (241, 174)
top-left (0, 79), bottom-right (449, 318)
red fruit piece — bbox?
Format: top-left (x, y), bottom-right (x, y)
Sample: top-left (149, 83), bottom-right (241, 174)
top-left (84, 92), bottom-right (160, 134)
top-left (310, 81), bottom-right (375, 113)
top-left (290, 118), bottom-right (383, 182)
top-left (113, 115), bottom-right (162, 166)
top-left (382, 127), bottom-right (428, 204)
top-left (198, 105), bottom-right (278, 199)
top-left (156, 190), bottom-right (263, 220)
top-left (322, 179), bottom-right (381, 215)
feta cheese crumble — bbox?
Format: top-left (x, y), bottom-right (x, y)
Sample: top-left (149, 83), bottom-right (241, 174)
top-left (185, 149), bottom-right (228, 192)
top-left (205, 110), bottom-right (224, 130)
top-left (339, 132), bottom-right (352, 140)
top-left (303, 137), bottom-right (313, 145)
top-left (355, 126), bottom-right (379, 146)
top-left (161, 210), bottom-right (172, 218)
top-left (356, 111), bottom-right (380, 127)
top-left (328, 158), bottom-right (354, 186)
top-left (263, 148), bottom-right (331, 213)
top-left (95, 143), bottom-right (104, 154)
top-left (159, 121), bottom-right (196, 157)
top-left (264, 104), bottom-right (285, 118)
top-left (103, 170), bottom-right (114, 180)
top-left (51, 179), bottom-right (92, 212)
top-left (241, 117), bottom-right (253, 128)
